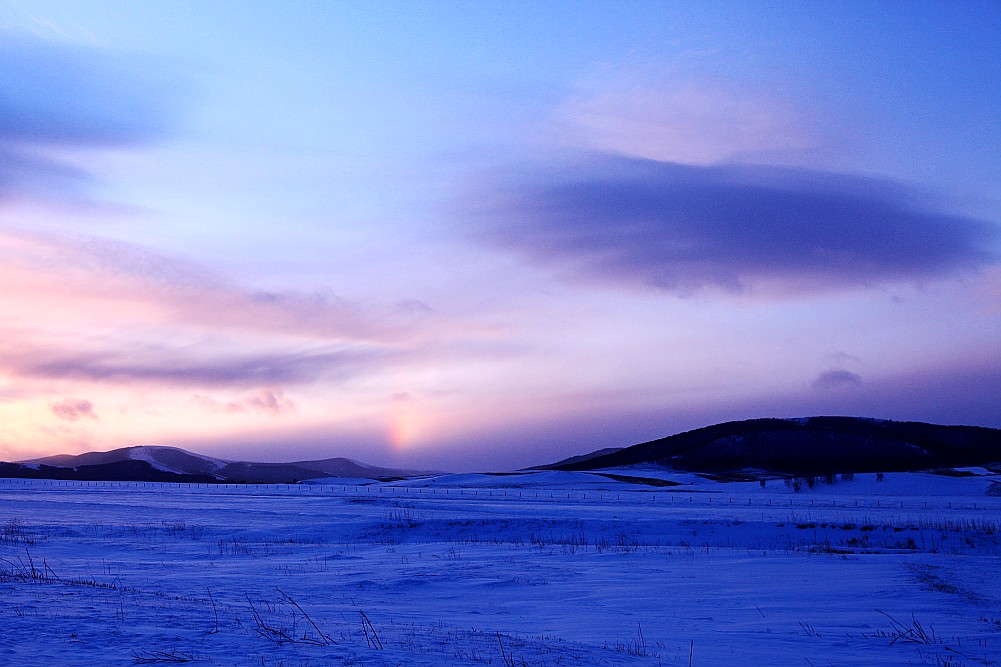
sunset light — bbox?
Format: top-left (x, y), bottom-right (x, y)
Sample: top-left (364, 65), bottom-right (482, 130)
top-left (0, 1), bottom-right (997, 471)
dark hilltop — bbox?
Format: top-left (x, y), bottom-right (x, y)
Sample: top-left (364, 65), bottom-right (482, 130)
top-left (540, 417), bottom-right (1001, 476)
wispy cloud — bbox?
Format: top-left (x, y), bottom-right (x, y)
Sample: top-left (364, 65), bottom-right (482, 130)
top-left (0, 230), bottom-right (413, 392)
top-left (12, 346), bottom-right (385, 388)
top-left (0, 33), bottom-right (179, 147)
top-left (0, 148), bottom-right (92, 205)
top-left (0, 229), bottom-right (396, 341)
top-left (0, 32), bottom-right (184, 206)
top-left (463, 154), bottom-right (998, 295)
top-left (553, 67), bottom-right (819, 165)
top-left (192, 389), bottom-right (298, 416)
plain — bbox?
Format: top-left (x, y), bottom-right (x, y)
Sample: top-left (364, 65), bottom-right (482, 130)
top-left (1, 469), bottom-right (1000, 666)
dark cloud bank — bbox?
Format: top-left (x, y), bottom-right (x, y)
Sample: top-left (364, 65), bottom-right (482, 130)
top-left (465, 155), bottom-right (998, 294)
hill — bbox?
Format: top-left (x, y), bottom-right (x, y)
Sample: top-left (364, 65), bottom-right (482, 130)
top-left (7, 445), bottom-right (429, 484)
top-left (541, 417), bottom-right (1001, 475)
top-left (543, 447), bottom-right (624, 468)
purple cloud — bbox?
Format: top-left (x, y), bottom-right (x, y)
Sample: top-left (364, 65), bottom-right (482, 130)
top-left (51, 398), bottom-right (98, 421)
top-left (812, 369), bottom-right (863, 391)
top-left (13, 347), bottom-right (389, 389)
top-left (463, 154), bottom-right (998, 294)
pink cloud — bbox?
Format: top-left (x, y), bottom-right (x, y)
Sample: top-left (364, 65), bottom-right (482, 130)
top-left (50, 398), bottom-right (98, 421)
top-left (192, 389), bottom-right (298, 416)
top-left (0, 229), bottom-right (392, 341)
top-left (0, 229), bottom-right (417, 390)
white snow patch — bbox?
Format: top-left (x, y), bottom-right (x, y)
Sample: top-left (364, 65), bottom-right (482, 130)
top-left (126, 445), bottom-right (228, 474)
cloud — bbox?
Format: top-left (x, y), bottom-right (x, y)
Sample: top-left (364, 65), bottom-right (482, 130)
top-left (463, 154), bottom-right (999, 295)
top-left (0, 32), bottom-right (184, 206)
top-left (193, 389), bottom-right (298, 416)
top-left (0, 229), bottom-right (395, 341)
top-left (825, 352), bottom-right (861, 367)
top-left (0, 33), bottom-right (179, 147)
top-left (0, 229), bottom-right (474, 397)
top-left (812, 369), bottom-right (863, 391)
top-left (12, 347), bottom-right (387, 389)
top-left (50, 398), bottom-right (98, 421)
top-left (0, 148), bottom-right (93, 205)
top-left (553, 70), bottom-right (819, 165)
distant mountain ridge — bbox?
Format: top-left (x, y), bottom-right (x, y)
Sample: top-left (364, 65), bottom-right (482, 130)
top-left (542, 417), bottom-right (1001, 475)
top-left (3, 445), bottom-right (429, 484)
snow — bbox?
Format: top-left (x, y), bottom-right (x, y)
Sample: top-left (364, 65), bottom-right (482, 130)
top-left (127, 445), bottom-right (228, 475)
top-left (301, 476), bottom-right (387, 486)
top-left (1, 472), bottom-right (999, 666)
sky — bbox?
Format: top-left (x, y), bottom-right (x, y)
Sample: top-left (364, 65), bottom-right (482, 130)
top-left (0, 1), bottom-right (999, 471)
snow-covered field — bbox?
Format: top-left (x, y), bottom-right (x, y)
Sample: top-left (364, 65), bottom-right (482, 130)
top-left (2, 470), bottom-right (1000, 666)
